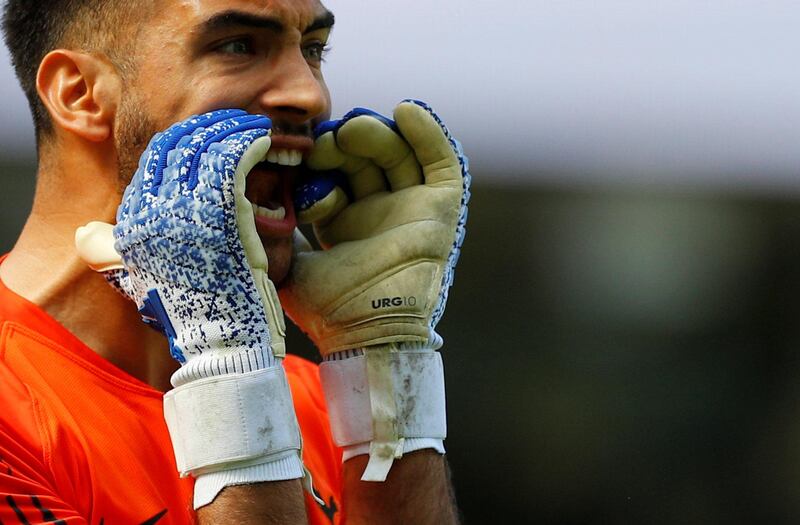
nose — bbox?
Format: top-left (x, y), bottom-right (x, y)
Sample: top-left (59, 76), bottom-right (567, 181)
top-left (256, 50), bottom-right (329, 127)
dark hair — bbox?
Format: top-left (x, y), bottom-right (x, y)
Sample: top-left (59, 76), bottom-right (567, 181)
top-left (2, 1), bottom-right (133, 142)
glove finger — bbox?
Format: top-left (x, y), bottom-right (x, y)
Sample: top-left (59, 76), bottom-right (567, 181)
top-left (154, 117), bottom-right (272, 266)
top-left (295, 170), bottom-right (339, 214)
top-left (336, 114), bottom-right (422, 192)
top-left (298, 186), bottom-right (349, 226)
top-left (226, 129), bottom-right (273, 254)
top-left (75, 221), bottom-right (124, 272)
top-left (124, 115), bottom-right (269, 243)
top-left (212, 127), bottom-right (286, 355)
top-left (150, 110), bottom-right (249, 190)
top-left (166, 114), bottom-right (267, 191)
top-left (186, 115), bottom-right (271, 189)
top-left (340, 156), bottom-right (385, 200)
top-left (133, 118), bottom-right (271, 280)
top-left (394, 101), bottom-right (461, 187)
top-left (308, 131), bottom-right (386, 200)
top-left (130, 111), bottom-right (256, 217)
top-left (120, 128), bottom-right (176, 218)
top-left (121, 111), bottom-right (250, 218)
top-left (154, 134), bottom-right (194, 200)
top-left (119, 161), bottom-right (147, 219)
top-left (306, 129), bottom-right (346, 170)
top-left (194, 127), bottom-right (272, 273)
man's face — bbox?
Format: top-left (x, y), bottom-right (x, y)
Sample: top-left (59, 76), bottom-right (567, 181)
top-left (116, 0), bottom-right (333, 283)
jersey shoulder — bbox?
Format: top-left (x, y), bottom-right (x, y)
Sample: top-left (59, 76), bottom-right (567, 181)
top-left (0, 323), bottom-right (92, 521)
top-left (0, 320), bottom-right (194, 523)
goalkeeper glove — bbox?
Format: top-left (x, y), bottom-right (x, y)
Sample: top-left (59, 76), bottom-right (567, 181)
top-left (280, 100), bottom-right (470, 480)
top-left (76, 110), bottom-right (303, 508)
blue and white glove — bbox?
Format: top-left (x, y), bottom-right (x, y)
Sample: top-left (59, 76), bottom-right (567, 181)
top-left (76, 110), bottom-right (302, 509)
top-left (279, 101), bottom-right (471, 481)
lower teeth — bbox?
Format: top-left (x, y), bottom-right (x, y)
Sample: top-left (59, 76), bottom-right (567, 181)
top-left (253, 203), bottom-right (286, 220)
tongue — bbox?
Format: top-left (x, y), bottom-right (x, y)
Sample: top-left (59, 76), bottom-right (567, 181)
top-left (245, 163), bottom-right (283, 209)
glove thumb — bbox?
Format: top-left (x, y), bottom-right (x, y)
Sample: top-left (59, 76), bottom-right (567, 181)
top-left (75, 221), bottom-right (135, 299)
top-left (293, 173), bottom-right (349, 226)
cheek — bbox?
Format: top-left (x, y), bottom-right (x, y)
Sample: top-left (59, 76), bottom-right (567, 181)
top-left (321, 84), bottom-right (332, 120)
top-left (184, 82), bottom-right (254, 115)
top-left (314, 72), bottom-right (333, 121)
top-left (132, 61), bottom-right (186, 128)
top-left (140, 74), bottom-right (254, 129)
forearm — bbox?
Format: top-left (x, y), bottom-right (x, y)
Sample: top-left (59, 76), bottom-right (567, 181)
top-left (197, 479), bottom-right (308, 525)
top-left (343, 450), bottom-right (459, 525)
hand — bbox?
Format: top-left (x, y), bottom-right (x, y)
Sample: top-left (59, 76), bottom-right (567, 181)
top-left (280, 100), bottom-right (470, 355)
top-left (75, 110), bottom-right (303, 509)
top-left (280, 101), bottom-right (470, 481)
top-left (77, 110), bottom-right (288, 367)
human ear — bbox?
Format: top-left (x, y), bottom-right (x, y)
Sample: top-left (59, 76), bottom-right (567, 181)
top-left (36, 49), bottom-right (120, 143)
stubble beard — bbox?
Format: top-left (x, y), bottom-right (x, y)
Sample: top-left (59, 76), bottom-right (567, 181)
top-left (115, 91), bottom-right (158, 190)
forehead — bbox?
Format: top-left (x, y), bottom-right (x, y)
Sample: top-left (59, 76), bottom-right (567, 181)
top-left (167, 0), bottom-right (329, 31)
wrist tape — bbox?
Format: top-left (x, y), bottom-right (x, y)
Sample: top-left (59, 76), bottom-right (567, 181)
top-left (163, 365), bottom-right (301, 477)
top-left (342, 438), bottom-right (446, 462)
top-left (320, 348), bottom-right (447, 481)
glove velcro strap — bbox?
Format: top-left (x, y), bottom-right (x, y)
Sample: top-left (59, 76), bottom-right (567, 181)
top-left (163, 366), bottom-right (300, 477)
top-left (320, 350), bottom-right (447, 448)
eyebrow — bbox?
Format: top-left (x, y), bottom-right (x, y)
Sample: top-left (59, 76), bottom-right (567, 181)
top-left (198, 9), bottom-right (335, 36)
top-left (306, 10), bottom-right (336, 33)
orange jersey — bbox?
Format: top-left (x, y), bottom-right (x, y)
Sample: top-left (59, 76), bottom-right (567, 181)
top-left (0, 263), bottom-right (343, 524)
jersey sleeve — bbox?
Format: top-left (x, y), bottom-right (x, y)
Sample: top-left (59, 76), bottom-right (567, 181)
top-left (284, 355), bottom-right (345, 525)
top-left (0, 427), bottom-right (86, 524)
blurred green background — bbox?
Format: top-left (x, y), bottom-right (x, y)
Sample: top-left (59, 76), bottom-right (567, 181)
top-left (5, 158), bottom-right (800, 523)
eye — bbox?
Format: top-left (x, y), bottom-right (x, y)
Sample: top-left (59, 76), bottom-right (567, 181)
top-left (216, 38), bottom-right (254, 55)
top-left (302, 42), bottom-right (330, 65)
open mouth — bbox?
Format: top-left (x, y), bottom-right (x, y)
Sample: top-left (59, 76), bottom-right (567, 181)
top-left (245, 146), bottom-right (307, 239)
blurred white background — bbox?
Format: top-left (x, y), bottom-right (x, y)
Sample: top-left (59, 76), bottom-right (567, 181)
top-left (3, 0), bottom-right (798, 190)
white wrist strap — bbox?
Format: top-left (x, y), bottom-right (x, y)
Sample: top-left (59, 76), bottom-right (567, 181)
top-left (163, 365), bottom-right (302, 477)
top-left (320, 348), bottom-right (447, 481)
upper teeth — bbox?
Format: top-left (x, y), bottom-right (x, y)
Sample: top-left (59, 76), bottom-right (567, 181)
top-left (265, 148), bottom-right (303, 167)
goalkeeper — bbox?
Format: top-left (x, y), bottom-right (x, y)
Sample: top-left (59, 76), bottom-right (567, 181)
top-left (0, 1), bottom-right (469, 524)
